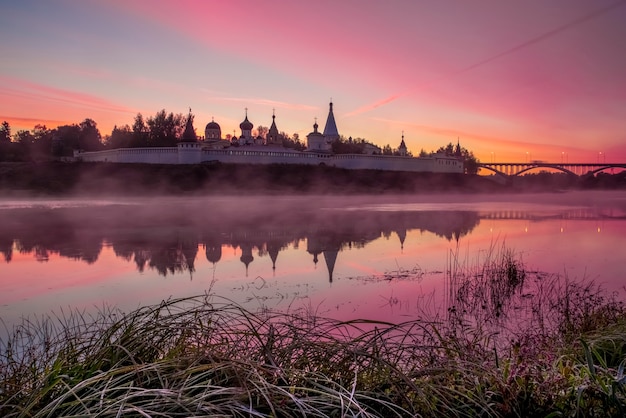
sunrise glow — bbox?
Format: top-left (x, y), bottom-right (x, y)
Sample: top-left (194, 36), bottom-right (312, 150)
top-left (1, 0), bottom-right (625, 163)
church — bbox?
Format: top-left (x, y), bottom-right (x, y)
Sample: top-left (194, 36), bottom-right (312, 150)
top-left (75, 102), bottom-right (464, 174)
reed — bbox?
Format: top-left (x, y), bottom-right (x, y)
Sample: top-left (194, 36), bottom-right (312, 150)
top-left (1, 251), bottom-right (625, 417)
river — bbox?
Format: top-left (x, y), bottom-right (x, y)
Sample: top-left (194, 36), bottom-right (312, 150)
top-left (1, 191), bottom-right (625, 338)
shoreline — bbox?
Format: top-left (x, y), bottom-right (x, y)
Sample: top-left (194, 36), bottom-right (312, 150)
top-left (2, 161), bottom-right (625, 197)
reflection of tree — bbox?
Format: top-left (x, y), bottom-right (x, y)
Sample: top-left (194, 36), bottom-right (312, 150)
top-left (0, 238), bottom-right (13, 262)
top-left (0, 203), bottom-right (481, 278)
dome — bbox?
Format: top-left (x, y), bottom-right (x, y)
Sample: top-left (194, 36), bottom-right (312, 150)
top-left (308, 120), bottom-right (323, 137)
top-left (240, 116), bottom-right (253, 131)
top-left (205, 121), bottom-right (220, 130)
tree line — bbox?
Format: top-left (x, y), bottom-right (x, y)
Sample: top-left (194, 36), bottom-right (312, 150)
top-left (0, 110), bottom-right (310, 162)
top-left (0, 112), bottom-right (479, 174)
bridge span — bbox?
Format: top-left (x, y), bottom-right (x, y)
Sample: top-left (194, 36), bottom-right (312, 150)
top-left (479, 162), bottom-right (626, 177)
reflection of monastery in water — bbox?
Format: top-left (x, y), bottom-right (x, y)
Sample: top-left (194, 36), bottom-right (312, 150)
top-left (75, 102), bottom-right (464, 173)
top-left (0, 204), bottom-right (480, 282)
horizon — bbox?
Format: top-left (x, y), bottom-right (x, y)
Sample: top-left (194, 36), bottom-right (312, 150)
top-left (1, 0), bottom-right (625, 163)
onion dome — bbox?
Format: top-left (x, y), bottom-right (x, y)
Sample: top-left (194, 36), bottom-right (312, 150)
top-left (240, 112), bottom-right (253, 131)
top-left (309, 119), bottom-right (322, 136)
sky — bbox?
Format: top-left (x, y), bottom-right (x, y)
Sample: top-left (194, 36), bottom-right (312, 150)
top-left (1, 0), bottom-right (625, 163)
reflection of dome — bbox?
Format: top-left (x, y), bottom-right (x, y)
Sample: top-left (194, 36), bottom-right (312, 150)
top-left (240, 116), bottom-right (253, 131)
top-left (205, 245), bottom-right (222, 264)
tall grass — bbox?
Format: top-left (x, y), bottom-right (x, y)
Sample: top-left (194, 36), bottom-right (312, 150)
top-left (1, 248), bottom-right (625, 417)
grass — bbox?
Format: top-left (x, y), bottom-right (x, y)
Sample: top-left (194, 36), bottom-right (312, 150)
top-left (1, 249), bottom-right (625, 417)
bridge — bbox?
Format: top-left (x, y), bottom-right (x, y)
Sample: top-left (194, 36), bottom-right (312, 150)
top-left (479, 162), bottom-right (626, 177)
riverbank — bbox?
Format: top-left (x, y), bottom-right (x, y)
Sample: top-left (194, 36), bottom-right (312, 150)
top-left (0, 161), bottom-right (505, 196)
top-left (2, 273), bottom-right (625, 416)
top-left (3, 161), bottom-right (625, 196)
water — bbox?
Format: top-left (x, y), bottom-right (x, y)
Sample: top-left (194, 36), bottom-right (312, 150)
top-left (1, 191), bottom-right (625, 336)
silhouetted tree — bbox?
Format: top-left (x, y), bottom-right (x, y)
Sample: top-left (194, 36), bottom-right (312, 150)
top-left (15, 129), bottom-right (34, 145)
top-left (78, 118), bottom-right (102, 151)
top-left (435, 142), bottom-right (479, 174)
top-left (132, 113), bottom-right (148, 147)
top-left (0, 122), bottom-right (25, 161)
top-left (256, 125), bottom-right (268, 139)
top-left (331, 137), bottom-right (365, 154)
top-left (147, 110), bottom-right (184, 147)
top-left (107, 124), bottom-right (133, 148)
top-left (437, 143), bottom-right (456, 156)
top-left (55, 124), bottom-right (81, 156)
top-left (30, 124), bottom-right (54, 161)
top-left (0, 121), bottom-right (10, 142)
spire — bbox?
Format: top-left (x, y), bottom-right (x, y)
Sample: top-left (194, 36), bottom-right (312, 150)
top-left (268, 109), bottom-right (279, 144)
top-left (399, 131), bottom-right (407, 156)
top-left (323, 249), bottom-right (338, 283)
top-left (322, 100), bottom-right (339, 141)
top-left (181, 108), bottom-right (197, 142)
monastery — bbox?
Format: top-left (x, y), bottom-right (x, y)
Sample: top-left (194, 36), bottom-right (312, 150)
top-left (75, 102), bottom-right (464, 174)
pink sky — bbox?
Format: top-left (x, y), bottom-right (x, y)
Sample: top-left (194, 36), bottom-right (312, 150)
top-left (1, 0), bottom-right (625, 163)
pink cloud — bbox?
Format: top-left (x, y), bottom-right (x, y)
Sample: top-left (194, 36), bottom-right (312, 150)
top-left (0, 76), bottom-right (136, 115)
top-left (0, 115), bottom-right (74, 129)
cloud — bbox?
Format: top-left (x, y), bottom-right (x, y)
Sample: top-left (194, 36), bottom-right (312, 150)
top-left (0, 116), bottom-right (74, 128)
top-left (345, 95), bottom-right (404, 118)
top-left (0, 76), bottom-right (136, 115)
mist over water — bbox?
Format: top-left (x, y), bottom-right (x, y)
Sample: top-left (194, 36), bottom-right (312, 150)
top-left (1, 191), bottom-right (625, 339)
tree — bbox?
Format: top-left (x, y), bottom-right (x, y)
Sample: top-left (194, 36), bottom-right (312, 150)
top-left (55, 124), bottom-right (81, 155)
top-left (15, 129), bottom-right (34, 145)
top-left (437, 142), bottom-right (455, 156)
top-left (434, 141), bottom-right (480, 174)
top-left (461, 149), bottom-right (479, 175)
top-left (132, 113), bottom-right (148, 147)
top-left (382, 144), bottom-right (393, 155)
top-left (0, 122), bottom-right (24, 161)
top-left (107, 125), bottom-right (133, 149)
top-left (256, 125), bottom-right (268, 139)
top-left (331, 137), bottom-right (365, 154)
top-left (31, 124), bottom-right (54, 161)
top-left (79, 118), bottom-right (103, 151)
top-left (147, 110), bottom-right (184, 147)
top-left (0, 121), bottom-right (10, 142)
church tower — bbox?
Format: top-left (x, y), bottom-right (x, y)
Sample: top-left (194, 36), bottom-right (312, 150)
top-left (322, 101), bottom-right (339, 143)
top-left (239, 108), bottom-right (253, 145)
top-left (398, 131), bottom-right (407, 156)
top-left (306, 118), bottom-right (331, 152)
top-left (178, 108), bottom-right (202, 163)
top-left (267, 109), bottom-right (280, 145)
top-left (181, 109), bottom-right (197, 142)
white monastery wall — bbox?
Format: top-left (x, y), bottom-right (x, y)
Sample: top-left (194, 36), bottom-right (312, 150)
top-left (75, 146), bottom-right (463, 173)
